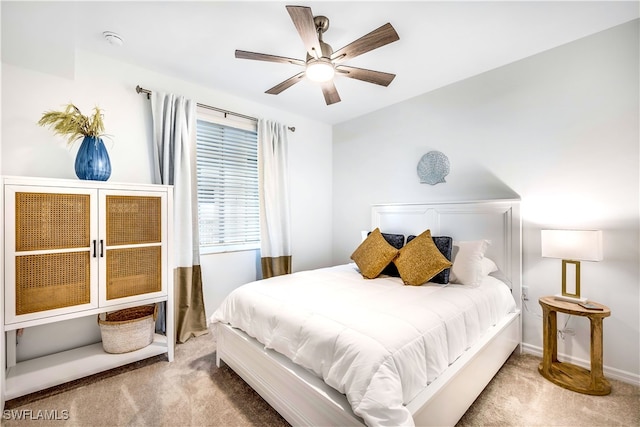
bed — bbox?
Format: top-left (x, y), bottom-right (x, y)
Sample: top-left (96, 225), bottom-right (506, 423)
top-left (211, 200), bottom-right (522, 426)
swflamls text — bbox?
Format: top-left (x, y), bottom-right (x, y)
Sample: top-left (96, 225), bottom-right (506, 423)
top-left (2, 409), bottom-right (70, 421)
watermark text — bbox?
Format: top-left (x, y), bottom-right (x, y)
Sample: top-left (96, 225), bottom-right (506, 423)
top-left (3, 409), bottom-right (70, 421)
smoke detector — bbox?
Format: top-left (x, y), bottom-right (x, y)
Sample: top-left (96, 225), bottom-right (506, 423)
top-left (103, 31), bottom-right (124, 46)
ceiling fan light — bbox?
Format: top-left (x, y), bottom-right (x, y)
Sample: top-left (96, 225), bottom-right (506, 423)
top-left (306, 60), bottom-right (335, 82)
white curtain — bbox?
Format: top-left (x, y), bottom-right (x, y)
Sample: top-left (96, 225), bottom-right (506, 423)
top-left (258, 119), bottom-right (292, 278)
top-left (151, 92), bottom-right (207, 343)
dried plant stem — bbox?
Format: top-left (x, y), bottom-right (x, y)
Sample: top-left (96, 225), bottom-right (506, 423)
top-left (38, 104), bottom-right (106, 147)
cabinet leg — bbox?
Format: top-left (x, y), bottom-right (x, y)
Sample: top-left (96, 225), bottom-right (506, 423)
top-left (6, 330), bottom-right (17, 368)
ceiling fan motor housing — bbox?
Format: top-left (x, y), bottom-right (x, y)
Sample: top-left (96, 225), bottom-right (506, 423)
top-left (305, 23), bottom-right (335, 83)
top-left (307, 40), bottom-right (333, 61)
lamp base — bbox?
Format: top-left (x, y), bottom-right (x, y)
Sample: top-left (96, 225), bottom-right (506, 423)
top-left (554, 293), bottom-right (587, 304)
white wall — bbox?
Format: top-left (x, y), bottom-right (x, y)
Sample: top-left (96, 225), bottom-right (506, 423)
top-left (1, 50), bottom-right (333, 360)
top-left (333, 20), bottom-right (639, 382)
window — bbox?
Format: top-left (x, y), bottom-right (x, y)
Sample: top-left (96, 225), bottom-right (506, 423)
top-left (195, 112), bottom-right (259, 253)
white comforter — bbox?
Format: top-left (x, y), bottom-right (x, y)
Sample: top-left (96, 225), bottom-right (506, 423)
top-left (210, 263), bottom-right (516, 427)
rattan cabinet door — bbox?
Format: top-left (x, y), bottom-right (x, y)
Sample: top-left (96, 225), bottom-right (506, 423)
top-left (99, 191), bottom-right (168, 306)
top-left (4, 186), bottom-right (99, 324)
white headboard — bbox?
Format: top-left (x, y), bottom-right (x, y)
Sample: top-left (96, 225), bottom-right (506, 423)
top-left (371, 199), bottom-right (522, 307)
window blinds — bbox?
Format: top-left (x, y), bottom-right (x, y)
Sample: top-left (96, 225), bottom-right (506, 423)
top-left (196, 119), bottom-right (260, 251)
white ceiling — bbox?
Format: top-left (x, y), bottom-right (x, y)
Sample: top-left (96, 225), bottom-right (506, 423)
top-left (2, 1), bottom-right (639, 125)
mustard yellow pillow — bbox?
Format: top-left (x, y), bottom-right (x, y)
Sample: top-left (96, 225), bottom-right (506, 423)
top-left (351, 228), bottom-right (399, 279)
top-left (394, 229), bottom-right (453, 286)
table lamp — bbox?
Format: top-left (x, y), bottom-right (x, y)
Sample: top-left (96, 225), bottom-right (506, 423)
top-left (541, 229), bottom-right (603, 303)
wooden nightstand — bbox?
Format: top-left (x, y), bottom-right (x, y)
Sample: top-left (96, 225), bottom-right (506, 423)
top-left (538, 296), bottom-right (611, 395)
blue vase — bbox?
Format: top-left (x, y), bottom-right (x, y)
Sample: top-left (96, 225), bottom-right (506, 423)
top-left (75, 136), bottom-right (111, 181)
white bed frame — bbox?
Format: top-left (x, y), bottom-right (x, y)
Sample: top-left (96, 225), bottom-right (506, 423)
top-left (217, 199), bottom-right (522, 426)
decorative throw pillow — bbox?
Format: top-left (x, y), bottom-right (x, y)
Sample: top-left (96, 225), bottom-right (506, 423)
top-left (449, 240), bottom-right (491, 285)
top-left (407, 234), bottom-right (453, 284)
top-left (394, 229), bottom-right (453, 286)
top-left (367, 231), bottom-right (404, 276)
top-left (351, 228), bottom-right (400, 279)
top-left (481, 257), bottom-right (499, 277)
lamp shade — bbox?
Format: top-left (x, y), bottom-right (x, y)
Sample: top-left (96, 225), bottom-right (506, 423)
top-left (541, 230), bottom-right (603, 261)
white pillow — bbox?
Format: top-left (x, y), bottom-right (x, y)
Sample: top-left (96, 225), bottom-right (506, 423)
top-left (449, 240), bottom-right (491, 285)
top-left (481, 257), bottom-right (499, 277)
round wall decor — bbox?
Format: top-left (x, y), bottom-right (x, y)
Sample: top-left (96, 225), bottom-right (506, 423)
top-left (417, 151), bottom-right (450, 185)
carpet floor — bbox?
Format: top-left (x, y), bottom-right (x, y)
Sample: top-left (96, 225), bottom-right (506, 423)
top-left (4, 333), bottom-right (639, 426)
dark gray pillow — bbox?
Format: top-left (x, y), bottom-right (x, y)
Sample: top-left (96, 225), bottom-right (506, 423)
top-left (367, 231), bottom-right (404, 277)
top-left (406, 235), bottom-right (453, 284)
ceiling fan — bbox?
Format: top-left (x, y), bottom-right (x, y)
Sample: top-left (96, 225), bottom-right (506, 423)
top-left (235, 5), bottom-right (400, 105)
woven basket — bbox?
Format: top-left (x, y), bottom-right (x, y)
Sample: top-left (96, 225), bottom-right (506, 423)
top-left (98, 304), bottom-right (157, 354)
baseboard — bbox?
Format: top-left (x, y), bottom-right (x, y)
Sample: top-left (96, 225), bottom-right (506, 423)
top-left (521, 344), bottom-right (640, 387)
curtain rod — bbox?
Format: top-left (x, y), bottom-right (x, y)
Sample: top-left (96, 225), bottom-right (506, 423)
top-left (135, 85), bottom-right (295, 132)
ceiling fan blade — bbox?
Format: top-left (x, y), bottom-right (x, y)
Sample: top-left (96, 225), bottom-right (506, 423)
top-left (331, 23), bottom-right (399, 64)
top-left (320, 81), bottom-right (341, 105)
top-left (265, 72), bottom-right (306, 95)
top-left (286, 5), bottom-right (323, 58)
top-left (336, 65), bottom-right (396, 87)
top-left (235, 50), bottom-right (305, 66)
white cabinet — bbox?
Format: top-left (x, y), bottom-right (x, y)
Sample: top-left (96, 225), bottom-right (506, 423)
top-left (1, 176), bottom-right (174, 402)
